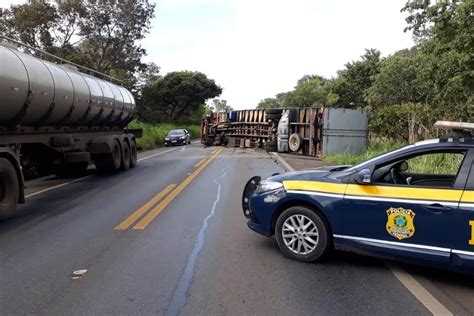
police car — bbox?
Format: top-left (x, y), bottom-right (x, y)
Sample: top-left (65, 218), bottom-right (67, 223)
top-left (242, 121), bottom-right (474, 273)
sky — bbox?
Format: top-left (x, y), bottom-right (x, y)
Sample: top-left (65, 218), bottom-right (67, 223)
top-left (2, 0), bottom-right (414, 109)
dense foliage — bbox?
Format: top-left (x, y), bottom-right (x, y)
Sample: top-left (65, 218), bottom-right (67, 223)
top-left (137, 71), bottom-right (222, 124)
top-left (258, 0), bottom-right (473, 142)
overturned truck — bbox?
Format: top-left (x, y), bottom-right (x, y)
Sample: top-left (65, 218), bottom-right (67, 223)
top-left (0, 37), bottom-right (140, 219)
top-left (201, 107), bottom-right (368, 156)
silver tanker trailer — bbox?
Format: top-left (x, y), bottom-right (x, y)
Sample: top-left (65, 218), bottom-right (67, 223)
top-left (0, 38), bottom-right (141, 219)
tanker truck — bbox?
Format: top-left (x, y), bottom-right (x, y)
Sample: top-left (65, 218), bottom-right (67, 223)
top-left (0, 38), bottom-right (141, 219)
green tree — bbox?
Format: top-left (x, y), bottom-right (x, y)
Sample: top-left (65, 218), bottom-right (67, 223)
top-left (210, 99), bottom-right (233, 113)
top-left (402, 0), bottom-right (473, 115)
top-left (368, 48), bottom-right (430, 107)
top-left (137, 71), bottom-right (223, 124)
top-left (0, 0), bottom-right (156, 89)
top-left (257, 75), bottom-right (339, 109)
top-left (331, 49), bottom-right (381, 108)
top-left (257, 97), bottom-right (281, 109)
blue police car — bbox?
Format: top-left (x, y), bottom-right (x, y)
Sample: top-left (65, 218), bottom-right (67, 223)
top-left (242, 121), bottom-right (474, 273)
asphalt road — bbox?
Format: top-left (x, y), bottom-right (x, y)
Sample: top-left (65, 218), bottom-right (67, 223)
top-left (0, 143), bottom-right (472, 315)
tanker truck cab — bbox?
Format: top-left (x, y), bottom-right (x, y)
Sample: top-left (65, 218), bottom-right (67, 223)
top-left (0, 37), bottom-right (141, 220)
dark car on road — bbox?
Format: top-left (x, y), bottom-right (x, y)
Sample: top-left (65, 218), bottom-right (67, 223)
top-left (242, 121), bottom-right (474, 274)
top-left (164, 129), bottom-right (191, 146)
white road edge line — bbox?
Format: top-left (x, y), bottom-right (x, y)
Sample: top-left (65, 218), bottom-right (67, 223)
top-left (137, 147), bottom-right (178, 162)
top-left (275, 153), bottom-right (452, 316)
top-left (26, 147), bottom-right (179, 199)
top-left (270, 152), bottom-right (295, 172)
top-left (388, 263), bottom-right (453, 316)
top-left (25, 175), bottom-right (94, 198)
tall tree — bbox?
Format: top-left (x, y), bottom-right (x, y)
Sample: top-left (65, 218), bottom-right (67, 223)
top-left (138, 71), bottom-right (222, 124)
top-left (331, 49), bottom-right (381, 108)
top-left (257, 97), bottom-right (282, 109)
top-left (402, 0), bottom-right (473, 114)
top-left (0, 0), bottom-right (156, 89)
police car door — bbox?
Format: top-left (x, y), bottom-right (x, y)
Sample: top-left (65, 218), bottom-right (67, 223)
top-left (456, 152), bottom-right (474, 269)
top-left (341, 148), bottom-right (469, 265)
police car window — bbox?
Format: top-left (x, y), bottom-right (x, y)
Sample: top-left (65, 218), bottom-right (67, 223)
top-left (372, 151), bottom-right (465, 188)
top-left (405, 153), bottom-right (464, 176)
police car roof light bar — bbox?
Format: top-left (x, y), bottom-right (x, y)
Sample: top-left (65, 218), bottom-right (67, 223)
top-left (435, 121), bottom-right (473, 141)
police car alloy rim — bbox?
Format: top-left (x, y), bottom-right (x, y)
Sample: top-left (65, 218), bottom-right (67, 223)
top-left (282, 214), bottom-right (319, 255)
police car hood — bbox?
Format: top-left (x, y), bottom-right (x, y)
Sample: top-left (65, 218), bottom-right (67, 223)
top-left (268, 165), bottom-right (352, 182)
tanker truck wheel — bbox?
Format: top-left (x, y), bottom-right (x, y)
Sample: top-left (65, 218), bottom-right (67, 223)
top-left (130, 141), bottom-right (138, 168)
top-left (0, 158), bottom-right (19, 220)
top-left (94, 139), bottom-right (122, 172)
top-left (121, 140), bottom-right (131, 171)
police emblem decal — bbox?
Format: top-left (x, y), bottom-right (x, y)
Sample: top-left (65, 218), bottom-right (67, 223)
top-left (386, 207), bottom-right (415, 240)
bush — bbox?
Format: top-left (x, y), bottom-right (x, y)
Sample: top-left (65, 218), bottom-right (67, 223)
top-left (128, 121), bottom-right (200, 151)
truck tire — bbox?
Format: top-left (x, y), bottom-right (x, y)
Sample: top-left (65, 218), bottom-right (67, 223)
top-left (0, 158), bottom-right (19, 220)
top-left (130, 141), bottom-right (137, 168)
top-left (289, 133), bottom-right (303, 152)
top-left (265, 140), bottom-right (277, 152)
top-left (121, 140), bottom-right (131, 171)
top-left (94, 139), bottom-right (122, 172)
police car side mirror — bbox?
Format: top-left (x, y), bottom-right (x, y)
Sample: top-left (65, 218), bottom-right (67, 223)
top-left (355, 169), bottom-right (372, 184)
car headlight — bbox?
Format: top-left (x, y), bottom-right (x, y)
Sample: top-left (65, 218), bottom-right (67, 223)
top-left (256, 180), bottom-right (283, 193)
top-left (165, 137), bottom-right (169, 140)
top-left (180, 136), bottom-right (186, 140)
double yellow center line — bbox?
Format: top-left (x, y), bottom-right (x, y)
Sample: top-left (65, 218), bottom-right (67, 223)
top-left (115, 148), bottom-right (223, 230)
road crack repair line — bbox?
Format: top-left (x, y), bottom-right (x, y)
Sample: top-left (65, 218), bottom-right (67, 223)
top-left (165, 167), bottom-right (228, 316)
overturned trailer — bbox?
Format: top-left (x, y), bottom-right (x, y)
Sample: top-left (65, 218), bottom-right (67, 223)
top-left (201, 107), bottom-right (368, 156)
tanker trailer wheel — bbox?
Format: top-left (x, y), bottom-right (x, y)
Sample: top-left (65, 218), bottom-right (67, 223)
top-left (130, 141), bottom-right (138, 168)
top-left (121, 140), bottom-right (131, 171)
top-left (0, 158), bottom-right (19, 220)
top-left (94, 139), bottom-right (122, 172)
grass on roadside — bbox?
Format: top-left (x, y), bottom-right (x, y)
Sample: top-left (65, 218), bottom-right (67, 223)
top-left (128, 121), bottom-right (200, 151)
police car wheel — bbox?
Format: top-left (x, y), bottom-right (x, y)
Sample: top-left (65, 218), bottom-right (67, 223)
top-left (275, 206), bottom-right (329, 262)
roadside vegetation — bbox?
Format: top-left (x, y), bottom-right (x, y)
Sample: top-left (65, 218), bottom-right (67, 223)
top-left (129, 121), bottom-right (200, 151)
